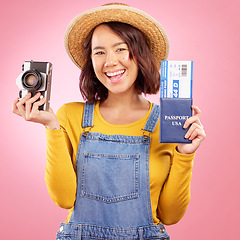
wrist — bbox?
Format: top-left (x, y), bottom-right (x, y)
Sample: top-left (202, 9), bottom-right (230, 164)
top-left (44, 118), bottom-right (60, 130)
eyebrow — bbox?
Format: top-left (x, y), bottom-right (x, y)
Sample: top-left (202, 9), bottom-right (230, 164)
top-left (92, 42), bottom-right (127, 51)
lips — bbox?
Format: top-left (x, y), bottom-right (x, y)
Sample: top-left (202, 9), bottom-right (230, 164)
top-left (105, 69), bottom-right (125, 83)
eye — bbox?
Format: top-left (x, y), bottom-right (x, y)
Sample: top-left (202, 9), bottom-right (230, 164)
top-left (94, 51), bottom-right (105, 55)
top-left (117, 48), bottom-right (127, 52)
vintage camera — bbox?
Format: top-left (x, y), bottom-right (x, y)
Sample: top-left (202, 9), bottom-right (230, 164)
top-left (16, 61), bottom-right (52, 111)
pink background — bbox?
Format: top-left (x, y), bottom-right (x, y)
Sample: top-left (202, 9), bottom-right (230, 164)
top-left (1, 0), bottom-right (239, 239)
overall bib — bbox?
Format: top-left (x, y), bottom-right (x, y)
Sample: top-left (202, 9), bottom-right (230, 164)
top-left (56, 102), bottom-right (170, 240)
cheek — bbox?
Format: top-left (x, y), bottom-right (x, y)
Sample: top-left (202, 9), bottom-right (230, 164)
top-left (91, 59), bottom-right (106, 81)
top-left (91, 59), bottom-right (101, 75)
top-left (92, 56), bottom-right (105, 68)
top-left (129, 61), bottom-right (138, 76)
top-left (91, 58), bottom-right (97, 70)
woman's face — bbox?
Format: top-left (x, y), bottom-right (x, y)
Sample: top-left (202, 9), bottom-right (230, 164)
top-left (91, 24), bottom-right (138, 96)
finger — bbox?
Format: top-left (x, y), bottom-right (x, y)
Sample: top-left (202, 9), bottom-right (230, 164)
top-left (192, 105), bottom-right (201, 118)
top-left (16, 92), bottom-right (32, 116)
top-left (25, 92), bottom-right (42, 115)
top-left (185, 122), bottom-right (205, 140)
top-left (189, 127), bottom-right (206, 142)
top-left (185, 122), bottom-right (199, 139)
top-left (31, 97), bottom-right (46, 113)
top-left (12, 98), bottom-right (22, 116)
top-left (188, 128), bottom-right (201, 141)
top-left (18, 92), bottom-right (32, 105)
top-left (183, 115), bottom-right (202, 129)
top-left (26, 96), bottom-right (46, 121)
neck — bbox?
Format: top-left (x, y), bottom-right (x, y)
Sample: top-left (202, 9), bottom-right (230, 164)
top-left (101, 90), bottom-right (147, 110)
top-left (99, 89), bottom-right (150, 125)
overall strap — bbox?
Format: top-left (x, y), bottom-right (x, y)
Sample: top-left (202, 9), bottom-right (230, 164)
top-left (82, 102), bottom-right (95, 136)
top-left (142, 103), bottom-right (160, 140)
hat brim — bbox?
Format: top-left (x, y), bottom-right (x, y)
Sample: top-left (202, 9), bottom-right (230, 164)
top-left (64, 4), bottom-right (169, 69)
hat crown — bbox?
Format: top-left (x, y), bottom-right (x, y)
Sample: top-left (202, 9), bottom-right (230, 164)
top-left (64, 4), bottom-right (169, 69)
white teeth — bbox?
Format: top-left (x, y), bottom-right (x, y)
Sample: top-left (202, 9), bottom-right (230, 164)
top-left (106, 70), bottom-right (125, 77)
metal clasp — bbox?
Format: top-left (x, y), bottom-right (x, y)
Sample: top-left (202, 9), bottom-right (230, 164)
top-left (141, 129), bottom-right (151, 140)
top-left (83, 126), bottom-right (94, 137)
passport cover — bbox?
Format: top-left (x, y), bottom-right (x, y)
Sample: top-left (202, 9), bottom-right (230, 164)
top-left (159, 98), bottom-right (193, 143)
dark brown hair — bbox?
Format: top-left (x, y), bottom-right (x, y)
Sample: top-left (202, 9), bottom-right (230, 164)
top-left (79, 22), bottom-right (160, 104)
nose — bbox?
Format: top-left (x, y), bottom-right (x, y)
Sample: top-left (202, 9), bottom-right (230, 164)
top-left (104, 51), bottom-right (118, 67)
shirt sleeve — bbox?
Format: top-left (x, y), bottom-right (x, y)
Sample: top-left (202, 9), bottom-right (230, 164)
top-left (45, 104), bottom-right (77, 209)
top-left (157, 147), bottom-right (194, 225)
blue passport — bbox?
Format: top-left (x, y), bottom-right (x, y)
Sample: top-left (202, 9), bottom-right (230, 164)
top-left (159, 98), bottom-right (192, 143)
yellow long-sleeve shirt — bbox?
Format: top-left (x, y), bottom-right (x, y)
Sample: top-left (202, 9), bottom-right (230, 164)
top-left (45, 101), bottom-right (194, 225)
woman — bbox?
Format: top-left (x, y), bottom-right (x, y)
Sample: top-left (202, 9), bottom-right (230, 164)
top-left (13, 3), bottom-right (206, 239)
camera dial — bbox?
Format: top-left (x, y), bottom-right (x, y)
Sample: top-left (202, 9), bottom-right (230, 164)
top-left (22, 69), bottom-right (42, 91)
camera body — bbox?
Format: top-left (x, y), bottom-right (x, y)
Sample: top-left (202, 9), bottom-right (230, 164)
top-left (16, 61), bottom-right (52, 111)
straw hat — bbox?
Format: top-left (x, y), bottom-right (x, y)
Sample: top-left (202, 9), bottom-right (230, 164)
top-left (64, 3), bottom-right (169, 70)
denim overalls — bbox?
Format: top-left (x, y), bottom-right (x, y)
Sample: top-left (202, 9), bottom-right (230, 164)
top-left (56, 102), bottom-right (170, 240)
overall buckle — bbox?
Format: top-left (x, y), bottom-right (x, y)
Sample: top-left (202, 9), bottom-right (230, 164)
top-left (141, 129), bottom-right (151, 140)
top-left (83, 126), bottom-right (94, 137)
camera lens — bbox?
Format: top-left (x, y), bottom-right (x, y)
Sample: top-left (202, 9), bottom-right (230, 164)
top-left (25, 75), bottom-right (38, 86)
top-left (22, 70), bottom-right (42, 91)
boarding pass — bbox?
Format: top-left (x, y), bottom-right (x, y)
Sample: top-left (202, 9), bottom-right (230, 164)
top-left (160, 61), bottom-right (193, 98)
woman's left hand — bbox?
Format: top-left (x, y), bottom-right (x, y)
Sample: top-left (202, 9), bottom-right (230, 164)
top-left (177, 105), bottom-right (206, 155)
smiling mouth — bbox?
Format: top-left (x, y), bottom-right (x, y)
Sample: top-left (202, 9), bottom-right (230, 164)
top-left (105, 70), bottom-right (125, 83)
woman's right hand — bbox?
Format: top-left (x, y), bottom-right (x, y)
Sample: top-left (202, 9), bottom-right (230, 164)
top-left (12, 92), bottom-right (60, 130)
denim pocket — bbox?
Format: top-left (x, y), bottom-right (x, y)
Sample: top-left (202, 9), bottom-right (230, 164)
top-left (80, 152), bottom-right (140, 203)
